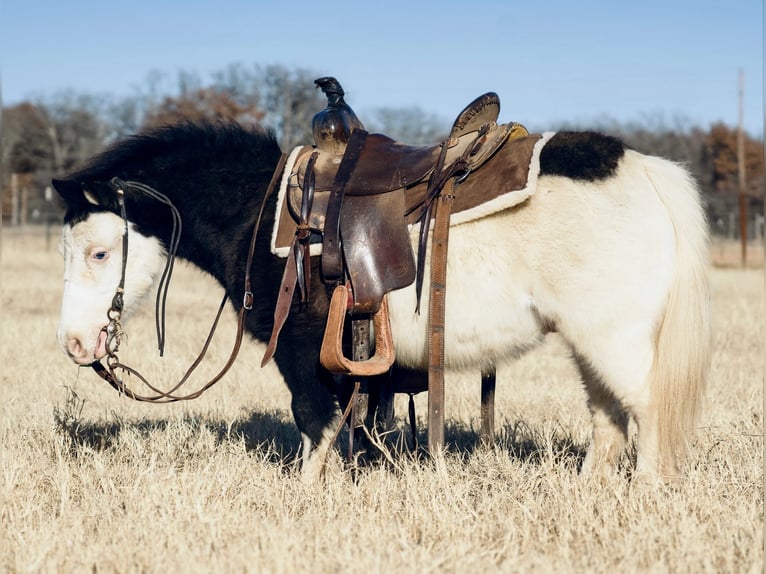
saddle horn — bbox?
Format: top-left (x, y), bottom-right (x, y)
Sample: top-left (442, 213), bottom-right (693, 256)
top-left (312, 77), bottom-right (365, 155)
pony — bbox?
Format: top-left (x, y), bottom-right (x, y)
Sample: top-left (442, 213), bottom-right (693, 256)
top-left (53, 121), bottom-right (711, 483)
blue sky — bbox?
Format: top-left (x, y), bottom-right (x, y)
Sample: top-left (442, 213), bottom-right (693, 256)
top-left (2, 0), bottom-right (763, 136)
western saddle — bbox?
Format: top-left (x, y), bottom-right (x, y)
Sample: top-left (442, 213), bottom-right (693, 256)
top-left (263, 77), bottom-right (530, 453)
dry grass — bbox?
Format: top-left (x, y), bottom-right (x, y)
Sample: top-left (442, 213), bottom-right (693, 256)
top-left (1, 228), bottom-right (763, 573)
top-left (710, 236), bottom-right (765, 268)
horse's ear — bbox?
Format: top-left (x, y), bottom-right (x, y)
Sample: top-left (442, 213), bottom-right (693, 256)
top-left (83, 189), bottom-right (101, 205)
top-left (52, 178), bottom-right (103, 207)
top-left (52, 178), bottom-right (85, 206)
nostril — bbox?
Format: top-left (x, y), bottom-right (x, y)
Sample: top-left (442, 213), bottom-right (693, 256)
top-left (67, 337), bottom-right (84, 359)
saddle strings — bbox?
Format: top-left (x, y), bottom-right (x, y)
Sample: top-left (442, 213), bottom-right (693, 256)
top-left (110, 178), bottom-right (182, 356)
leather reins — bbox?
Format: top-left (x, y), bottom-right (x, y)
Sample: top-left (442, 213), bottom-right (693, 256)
top-left (90, 153), bottom-right (288, 403)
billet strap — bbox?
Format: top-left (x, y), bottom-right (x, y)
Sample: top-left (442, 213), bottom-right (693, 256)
top-left (296, 152), bottom-right (318, 303)
top-left (414, 126), bottom-right (489, 312)
top-left (319, 284), bottom-right (395, 376)
top-left (261, 152), bottom-right (318, 367)
top-left (261, 241), bottom-right (299, 367)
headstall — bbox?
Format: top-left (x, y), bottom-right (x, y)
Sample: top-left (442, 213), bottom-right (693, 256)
top-left (90, 153), bottom-right (288, 402)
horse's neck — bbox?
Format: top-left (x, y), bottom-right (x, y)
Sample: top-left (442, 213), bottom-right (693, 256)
top-left (163, 176), bottom-right (271, 297)
top-left (121, 140), bottom-right (281, 296)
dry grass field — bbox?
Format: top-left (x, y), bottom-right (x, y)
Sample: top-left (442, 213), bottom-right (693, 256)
top-left (1, 228), bottom-right (763, 573)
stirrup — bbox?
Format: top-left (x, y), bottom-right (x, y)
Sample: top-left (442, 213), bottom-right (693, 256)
top-left (319, 284), bottom-right (395, 376)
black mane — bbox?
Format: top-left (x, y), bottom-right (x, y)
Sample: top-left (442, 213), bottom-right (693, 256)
top-left (71, 121), bottom-right (280, 182)
top-left (54, 120), bottom-right (286, 297)
top-left (56, 121), bottom-right (282, 225)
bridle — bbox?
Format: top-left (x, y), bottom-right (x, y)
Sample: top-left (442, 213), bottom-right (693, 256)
top-left (103, 177), bottom-right (182, 359)
top-left (90, 153), bottom-right (288, 402)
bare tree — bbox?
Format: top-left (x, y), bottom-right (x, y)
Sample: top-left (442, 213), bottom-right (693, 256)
top-left (2, 103), bottom-right (55, 223)
top-left (141, 87), bottom-right (265, 129)
top-left (3, 103), bottom-right (52, 174)
top-left (255, 64), bottom-right (325, 149)
top-left (707, 121), bottom-right (764, 198)
top-left (35, 91), bottom-right (110, 173)
top-left (135, 65), bottom-right (323, 149)
top-left (366, 106), bottom-right (447, 145)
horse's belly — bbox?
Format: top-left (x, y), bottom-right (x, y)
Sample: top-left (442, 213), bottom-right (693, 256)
top-left (387, 214), bottom-right (544, 371)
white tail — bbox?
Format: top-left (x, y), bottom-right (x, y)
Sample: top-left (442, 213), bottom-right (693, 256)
top-left (645, 157), bottom-right (712, 475)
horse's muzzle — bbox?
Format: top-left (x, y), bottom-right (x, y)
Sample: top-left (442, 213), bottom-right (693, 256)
top-left (62, 327), bottom-right (108, 365)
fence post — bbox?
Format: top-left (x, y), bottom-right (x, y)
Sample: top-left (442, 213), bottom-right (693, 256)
top-left (20, 184), bottom-right (28, 226)
top-left (10, 173), bottom-right (19, 226)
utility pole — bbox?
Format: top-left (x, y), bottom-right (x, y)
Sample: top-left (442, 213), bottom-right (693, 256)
top-left (737, 69), bottom-right (747, 266)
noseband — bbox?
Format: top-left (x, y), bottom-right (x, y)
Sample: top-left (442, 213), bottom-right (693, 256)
top-left (91, 154), bottom-right (287, 402)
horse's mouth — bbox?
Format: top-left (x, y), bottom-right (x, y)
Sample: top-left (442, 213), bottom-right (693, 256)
top-left (95, 328), bottom-right (108, 360)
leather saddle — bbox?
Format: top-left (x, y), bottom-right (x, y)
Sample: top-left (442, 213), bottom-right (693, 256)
top-left (286, 92), bottom-right (512, 236)
top-left (262, 79), bottom-right (529, 375)
top-left (287, 92), bottom-right (513, 309)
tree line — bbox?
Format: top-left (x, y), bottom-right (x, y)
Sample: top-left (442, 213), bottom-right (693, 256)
top-left (2, 63), bottom-right (763, 234)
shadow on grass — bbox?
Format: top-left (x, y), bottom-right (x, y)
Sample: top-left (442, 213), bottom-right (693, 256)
top-left (53, 387), bottom-right (586, 471)
top-left (52, 387), bottom-right (302, 466)
top-left (404, 418), bottom-right (588, 468)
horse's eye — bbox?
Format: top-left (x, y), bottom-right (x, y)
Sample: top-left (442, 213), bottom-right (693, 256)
top-left (92, 250), bottom-right (109, 261)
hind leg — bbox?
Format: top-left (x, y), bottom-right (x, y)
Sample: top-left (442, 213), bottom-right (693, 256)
top-left (633, 401), bottom-right (679, 483)
top-left (574, 353), bottom-right (630, 477)
top-left (566, 322), bottom-right (666, 481)
top-left (578, 341), bottom-right (674, 482)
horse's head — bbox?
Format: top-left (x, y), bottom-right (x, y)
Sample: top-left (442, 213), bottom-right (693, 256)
top-left (53, 178), bottom-right (167, 365)
top-left (51, 122), bottom-right (283, 365)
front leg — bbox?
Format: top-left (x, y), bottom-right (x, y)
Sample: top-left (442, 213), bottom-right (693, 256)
top-left (291, 378), bottom-right (341, 483)
top-left (273, 315), bottom-right (341, 482)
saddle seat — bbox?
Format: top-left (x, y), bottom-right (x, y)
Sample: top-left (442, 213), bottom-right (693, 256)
top-left (286, 92), bottom-right (514, 232)
top-left (286, 122), bottom-right (532, 234)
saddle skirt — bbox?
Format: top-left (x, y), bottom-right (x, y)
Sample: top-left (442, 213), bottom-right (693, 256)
top-left (270, 128), bottom-right (551, 259)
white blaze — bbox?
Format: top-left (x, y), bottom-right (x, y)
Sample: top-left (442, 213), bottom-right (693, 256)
top-left (57, 212), bottom-right (166, 364)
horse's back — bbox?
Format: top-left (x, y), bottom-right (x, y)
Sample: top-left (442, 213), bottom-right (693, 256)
top-left (388, 147), bottom-right (694, 375)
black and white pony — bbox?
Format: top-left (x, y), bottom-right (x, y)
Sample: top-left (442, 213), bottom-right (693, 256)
top-left (54, 121), bottom-right (711, 483)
